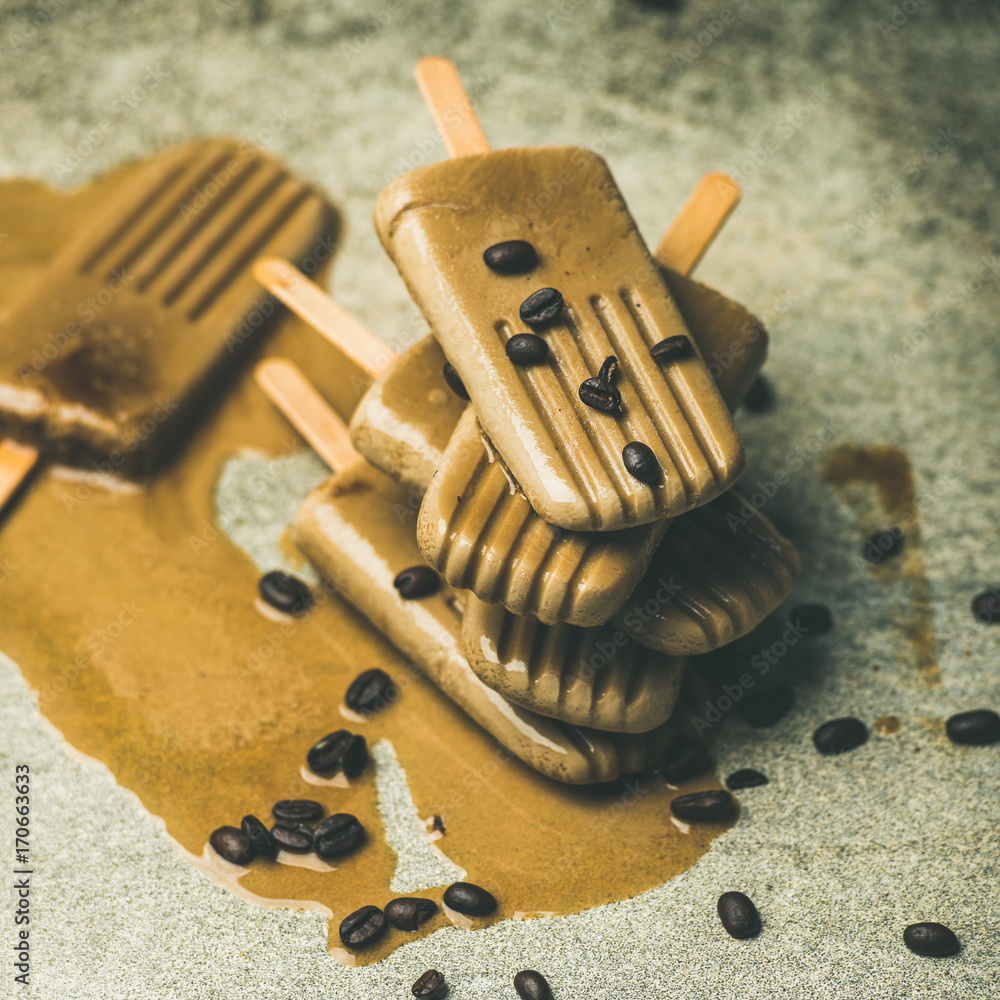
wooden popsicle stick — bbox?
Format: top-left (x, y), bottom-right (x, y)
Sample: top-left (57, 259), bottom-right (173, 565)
top-left (654, 171), bottom-right (740, 277)
top-left (0, 440), bottom-right (39, 515)
top-left (253, 258), bottom-right (396, 379)
top-left (254, 358), bottom-right (363, 473)
top-left (414, 56), bottom-right (491, 157)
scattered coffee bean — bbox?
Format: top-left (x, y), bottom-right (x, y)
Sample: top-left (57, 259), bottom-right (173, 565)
top-left (660, 742), bottom-right (712, 784)
top-left (307, 730), bottom-right (368, 778)
top-left (258, 570), bottom-right (312, 615)
top-left (739, 685), bottom-right (794, 728)
top-left (240, 815), bottom-right (277, 859)
top-left (813, 717), bottom-right (868, 755)
top-left (483, 239), bottom-right (537, 274)
top-left (864, 527), bottom-right (905, 563)
top-left (385, 897), bottom-right (439, 931)
top-left (670, 790), bottom-right (735, 822)
top-left (743, 375), bottom-right (775, 413)
top-left (650, 335), bottom-right (694, 363)
top-left (519, 287), bottom-right (563, 327)
top-left (946, 709), bottom-right (1000, 746)
top-left (506, 333), bottom-right (549, 365)
top-left (513, 969), bottom-right (552, 1000)
top-left (717, 891), bottom-right (762, 939)
top-left (726, 768), bottom-right (769, 790)
top-left (210, 825), bottom-right (255, 865)
top-left (346, 668), bottom-right (397, 715)
top-left (579, 376), bottom-right (622, 414)
top-left (270, 822), bottom-right (315, 854)
top-left (412, 969), bottom-right (447, 1000)
top-left (272, 799), bottom-right (323, 823)
top-left (971, 587), bottom-right (1000, 624)
top-left (622, 441), bottom-right (659, 483)
top-left (597, 355), bottom-right (619, 383)
top-left (791, 602), bottom-right (833, 636)
top-left (314, 813), bottom-right (365, 858)
top-left (903, 921), bottom-right (960, 957)
top-left (394, 565), bottom-right (441, 599)
top-left (442, 362), bottom-right (469, 400)
top-left (443, 881), bottom-right (497, 916)
top-left (339, 904), bottom-right (387, 949)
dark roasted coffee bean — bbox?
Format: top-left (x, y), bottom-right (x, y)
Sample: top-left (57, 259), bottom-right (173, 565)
top-left (412, 969), bottom-right (447, 1000)
top-left (483, 239), bottom-right (537, 274)
top-left (270, 822), bottom-right (314, 854)
top-left (258, 570), bottom-right (312, 615)
top-left (946, 709), bottom-right (1000, 746)
top-left (442, 362), bottom-right (469, 400)
top-left (864, 527), bottom-right (905, 563)
top-left (726, 768), bottom-right (769, 790)
top-left (385, 896), bottom-right (438, 931)
top-left (339, 904), bottom-right (387, 949)
top-left (971, 587), bottom-right (1000, 623)
top-left (443, 881), bottom-right (497, 916)
top-left (272, 799), bottom-right (323, 823)
top-left (650, 335), bottom-right (694, 363)
top-left (307, 730), bottom-right (368, 777)
top-left (813, 717), bottom-right (868, 755)
top-left (506, 333), bottom-right (549, 365)
top-left (597, 355), bottom-right (619, 383)
top-left (743, 374), bottom-right (775, 413)
top-left (739, 685), bottom-right (794, 728)
top-left (314, 813), bottom-right (365, 858)
top-left (394, 565), bottom-right (441, 599)
top-left (519, 287), bottom-right (563, 327)
top-left (241, 815), bottom-right (277, 859)
top-left (622, 441), bottom-right (659, 483)
top-left (660, 742), bottom-right (712, 783)
top-left (670, 789), bottom-right (734, 822)
top-left (513, 969), bottom-right (552, 1000)
top-left (346, 668), bottom-right (397, 714)
top-left (579, 376), bottom-right (622, 414)
top-left (210, 825), bottom-right (255, 865)
top-left (903, 921), bottom-right (960, 957)
top-left (791, 602), bottom-right (833, 636)
top-left (717, 891), bottom-right (762, 939)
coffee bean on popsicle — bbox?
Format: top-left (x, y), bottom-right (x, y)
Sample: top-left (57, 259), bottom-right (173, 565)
top-left (579, 377), bottom-right (622, 414)
top-left (394, 565), bottom-right (441, 599)
top-left (670, 790), bottom-right (734, 822)
top-left (307, 729), bottom-right (366, 776)
top-left (483, 240), bottom-right (537, 274)
top-left (946, 709), bottom-right (1000, 745)
top-left (743, 375), bottom-right (775, 413)
top-left (506, 333), bottom-right (549, 365)
top-left (258, 570), bottom-right (312, 615)
top-left (210, 826), bottom-right (255, 865)
top-left (519, 288), bottom-right (563, 327)
top-left (791, 602), bottom-right (834, 636)
top-left (385, 897), bottom-right (438, 931)
top-left (514, 970), bottom-right (552, 1000)
top-left (739, 685), bottom-right (794, 728)
top-left (903, 922), bottom-right (960, 957)
top-left (660, 742), bottom-right (713, 784)
top-left (650, 335), bottom-right (694, 363)
top-left (241, 815), bottom-right (277, 859)
top-left (813, 717), bottom-right (868, 755)
top-left (270, 822), bottom-right (315, 854)
top-left (314, 813), bottom-right (365, 858)
top-left (443, 881), bottom-right (497, 916)
top-left (272, 799), bottom-right (323, 823)
top-left (622, 441), bottom-right (659, 483)
top-left (346, 668), bottom-right (397, 715)
top-left (726, 768), bottom-right (769, 790)
top-left (971, 588), bottom-right (1000, 623)
top-left (442, 362), bottom-right (470, 400)
top-left (412, 969), bottom-right (448, 999)
top-left (339, 905), bottom-right (387, 949)
top-left (717, 891), bottom-right (762, 939)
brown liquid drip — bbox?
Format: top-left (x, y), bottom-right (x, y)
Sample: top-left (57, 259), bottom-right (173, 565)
top-left (820, 444), bottom-right (939, 685)
top-left (0, 155), bottom-right (729, 964)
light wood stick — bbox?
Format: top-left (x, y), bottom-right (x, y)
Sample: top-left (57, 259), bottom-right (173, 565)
top-left (414, 56), bottom-right (490, 157)
top-left (654, 172), bottom-right (740, 277)
top-left (254, 358), bottom-right (363, 473)
top-left (0, 440), bottom-right (39, 514)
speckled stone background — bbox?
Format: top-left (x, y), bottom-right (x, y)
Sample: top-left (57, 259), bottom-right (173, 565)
top-left (1, 1), bottom-right (999, 998)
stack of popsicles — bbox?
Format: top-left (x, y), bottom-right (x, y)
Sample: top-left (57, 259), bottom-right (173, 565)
top-left (259, 59), bottom-right (799, 785)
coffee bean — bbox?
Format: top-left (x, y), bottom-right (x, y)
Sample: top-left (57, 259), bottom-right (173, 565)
top-left (790, 602), bottom-right (833, 636)
top-left (314, 813), bottom-right (365, 858)
top-left (483, 240), bottom-right (537, 274)
top-left (506, 333), bottom-right (549, 365)
top-left (339, 904), bottom-right (387, 949)
top-left (971, 587), bottom-right (1000, 623)
top-left (519, 288), bottom-right (563, 327)
top-left (442, 362), bottom-right (469, 401)
top-left (946, 709), bottom-right (1000, 746)
top-left (240, 815), bottom-right (277, 859)
top-left (743, 375), bottom-right (775, 413)
top-left (258, 570), bottom-right (312, 615)
top-left (739, 685), bottom-right (794, 728)
top-left (725, 768), bottom-right (769, 790)
top-left (650, 335), bottom-right (694, 363)
top-left (660, 742), bottom-right (712, 784)
top-left (394, 565), bottom-right (441, 599)
top-left (412, 969), bottom-right (447, 999)
top-left (579, 376), bottom-right (622, 414)
top-left (669, 790), bottom-right (734, 822)
top-left (210, 825), bottom-right (255, 865)
top-left (813, 717), bottom-right (868, 755)
top-left (270, 822), bottom-right (314, 854)
top-left (622, 441), bottom-right (659, 483)
top-left (443, 881), bottom-right (497, 916)
top-left (272, 799), bottom-right (323, 823)
top-left (513, 969), bottom-right (552, 1000)
top-left (597, 355), bottom-right (619, 383)
top-left (864, 527), bottom-right (905, 563)
top-left (307, 729), bottom-right (368, 777)
top-left (903, 921), bottom-right (960, 957)
top-left (717, 891), bottom-right (761, 939)
top-left (346, 668), bottom-right (397, 715)
top-left (384, 897), bottom-right (438, 931)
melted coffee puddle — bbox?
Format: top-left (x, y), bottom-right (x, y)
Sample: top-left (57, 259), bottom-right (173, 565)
top-left (0, 154), bottom-right (730, 963)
